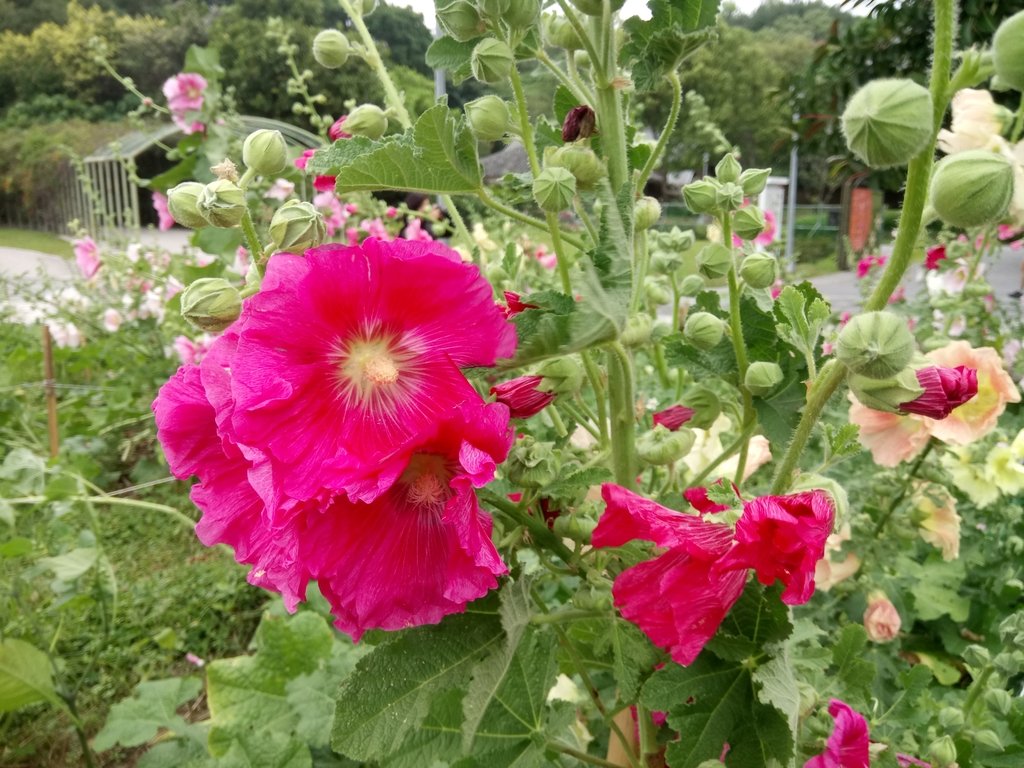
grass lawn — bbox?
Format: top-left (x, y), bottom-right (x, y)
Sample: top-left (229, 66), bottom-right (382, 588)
top-left (0, 228), bottom-right (73, 258)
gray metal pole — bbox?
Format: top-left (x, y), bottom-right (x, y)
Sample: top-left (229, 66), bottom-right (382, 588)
top-left (784, 114), bottom-right (798, 274)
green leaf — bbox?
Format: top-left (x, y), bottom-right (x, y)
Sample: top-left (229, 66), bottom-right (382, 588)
top-left (595, 616), bottom-right (657, 702)
top-left (663, 333), bottom-right (738, 382)
top-left (822, 423), bottom-right (862, 461)
top-left (752, 372), bottom-right (805, 447)
top-left (0, 638), bottom-right (59, 713)
top-left (552, 85), bottom-right (576, 126)
top-left (753, 649), bottom-right (800, 734)
top-left (0, 537), bottom-right (32, 558)
top-left (543, 466), bottom-right (614, 503)
top-left (621, 1), bottom-right (719, 92)
top-left (309, 104), bottom-right (482, 196)
top-left (381, 689), bottom-right (465, 768)
top-left (216, 732), bottom-right (311, 768)
top-left (192, 227), bottom-right (243, 259)
top-left (331, 608), bottom-right (504, 762)
top-left (136, 736), bottom-right (211, 768)
top-left (39, 547), bottom-right (98, 582)
top-left (907, 557), bottom-right (970, 622)
top-left (830, 624), bottom-right (875, 707)
top-left (184, 45), bottom-right (224, 80)
top-left (774, 283), bottom-right (831, 360)
top-left (425, 36), bottom-right (480, 84)
top-left (716, 583), bottom-right (793, 649)
top-left (0, 447), bottom-right (46, 494)
top-left (93, 677), bottom-right (203, 751)
top-left (0, 499), bottom-right (13, 526)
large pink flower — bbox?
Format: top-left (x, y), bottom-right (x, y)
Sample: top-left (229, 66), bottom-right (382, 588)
top-left (227, 239), bottom-right (516, 507)
top-left (163, 73), bottom-right (207, 135)
top-left (73, 237), bottom-right (100, 279)
top-left (805, 699), bottom-right (870, 768)
top-left (152, 191), bottom-right (174, 231)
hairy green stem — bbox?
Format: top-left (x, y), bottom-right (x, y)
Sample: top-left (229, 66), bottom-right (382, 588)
top-left (637, 72), bottom-right (681, 192)
top-left (240, 210), bottom-right (264, 272)
top-left (477, 189), bottom-right (585, 250)
top-left (723, 213), bottom-right (755, 484)
top-left (582, 352), bottom-right (611, 447)
top-left (961, 665), bottom-right (995, 718)
top-left (548, 742), bottom-right (627, 768)
top-left (607, 342), bottom-right (637, 489)
top-left (482, 491), bottom-right (575, 563)
top-left (554, 0), bottom-right (605, 83)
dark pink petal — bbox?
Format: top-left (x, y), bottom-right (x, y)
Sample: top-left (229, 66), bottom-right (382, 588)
top-left (502, 291), bottom-right (537, 318)
top-left (313, 175), bottom-right (337, 191)
top-left (329, 115), bottom-right (351, 141)
top-left (925, 245), bottom-right (947, 270)
top-left (899, 365), bottom-right (978, 419)
top-left (294, 149), bottom-right (316, 170)
top-left (491, 375), bottom-right (555, 419)
top-left (653, 405), bottom-right (695, 431)
top-left (152, 365), bottom-right (225, 479)
top-left (683, 486), bottom-right (729, 515)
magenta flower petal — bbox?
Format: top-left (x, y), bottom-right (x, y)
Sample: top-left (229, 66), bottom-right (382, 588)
top-left (653, 404), bottom-right (695, 431)
top-left (593, 484), bottom-right (733, 553)
top-left (898, 365), bottom-right (978, 419)
top-left (804, 699), bottom-right (870, 768)
top-left (491, 375), bottom-right (555, 419)
top-left (152, 191), bottom-right (174, 231)
top-left (925, 245), bottom-right (947, 270)
top-left (153, 365), bottom-right (227, 479)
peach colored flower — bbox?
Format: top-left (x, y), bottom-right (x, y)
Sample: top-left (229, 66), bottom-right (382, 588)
top-left (848, 395), bottom-right (931, 467)
top-left (814, 523), bottom-right (861, 591)
top-left (863, 593), bottom-right (901, 643)
top-left (913, 483), bottom-right (960, 561)
top-left (924, 341), bottom-right (1021, 446)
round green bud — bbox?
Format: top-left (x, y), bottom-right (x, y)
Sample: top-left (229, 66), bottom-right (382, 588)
top-left (532, 167), bottom-right (576, 212)
top-left (984, 688), bottom-right (1012, 717)
top-left (637, 425), bottom-right (695, 466)
top-left (715, 182), bottom-right (744, 211)
top-left (684, 311), bottom-right (725, 350)
top-left (553, 514), bottom-right (598, 542)
top-left (546, 145), bottom-right (606, 190)
top-left (930, 149), bottom-right (1014, 229)
top-left (436, 0), bottom-right (485, 41)
top-left (478, 0), bottom-right (510, 18)
top-left (197, 179), bottom-right (247, 228)
top-left (180, 277), bottom-right (242, 333)
top-left (678, 274), bottom-right (706, 297)
top-left (682, 178), bottom-right (719, 214)
top-left (167, 182), bottom-right (208, 229)
top-left (634, 196), bottom-right (662, 230)
top-left (312, 29), bottom-right (350, 69)
top-left (543, 14), bottom-right (583, 50)
top-left (993, 10), bottom-right (1024, 92)
top-left (973, 730), bottom-right (1002, 753)
top-left (847, 369), bottom-right (923, 413)
top-left (739, 252), bottom-right (778, 289)
top-left (841, 78), bottom-right (933, 168)
top-left (503, 0), bottom-right (540, 30)
top-left (269, 199), bottom-right (326, 253)
top-left (644, 277), bottom-right (671, 306)
top-left (715, 153), bottom-right (742, 184)
top-left (465, 95), bottom-right (511, 142)
top-left (739, 167), bottom-right (771, 197)
top-left (696, 243), bottom-right (733, 280)
top-left (569, 0), bottom-right (624, 15)
top-left (680, 384), bottom-right (721, 429)
top-left (732, 206), bottom-right (767, 241)
top-left (506, 437), bottom-right (558, 488)
top-left (745, 361), bottom-right (784, 396)
top-left (621, 313), bottom-right (653, 347)
top-left (344, 104), bottom-right (388, 139)
top-left (536, 356), bottom-right (584, 395)
top-left (485, 263), bottom-right (509, 285)
top-left (836, 311), bottom-right (916, 379)
top-left (360, 0), bottom-right (377, 15)
top-left (937, 707), bottom-right (964, 729)
top-left (927, 736), bottom-right (958, 768)
top-left (471, 38), bottom-right (514, 84)
top-left (242, 129), bottom-right (288, 176)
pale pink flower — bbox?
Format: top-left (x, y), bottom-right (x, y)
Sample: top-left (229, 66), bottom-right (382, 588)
top-left (535, 245), bottom-right (557, 270)
top-left (402, 217), bottom-right (434, 242)
top-left (937, 89), bottom-right (1007, 155)
top-left (863, 593), bottom-right (901, 643)
top-left (102, 308), bottom-right (123, 332)
top-left (314, 191), bottom-right (346, 237)
top-left (265, 179), bottom-right (295, 201)
top-left (235, 247), bottom-right (250, 274)
top-left (362, 217), bottom-right (389, 241)
top-left (152, 191), bottom-right (174, 231)
top-left (345, 203), bottom-right (359, 215)
top-left (73, 237), bottom-right (100, 279)
top-left (848, 395), bottom-right (931, 467)
top-left (162, 72), bottom-right (207, 113)
top-left (914, 484), bottom-right (960, 561)
top-left (185, 652), bottom-right (205, 667)
top-left (814, 524), bottom-right (861, 591)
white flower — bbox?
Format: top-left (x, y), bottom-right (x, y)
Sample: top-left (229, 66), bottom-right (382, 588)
top-left (937, 89), bottom-right (1009, 155)
top-left (102, 308), bottom-right (123, 332)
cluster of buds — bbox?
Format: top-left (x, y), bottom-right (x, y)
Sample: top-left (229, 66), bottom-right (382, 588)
top-left (437, 0), bottom-right (539, 42)
top-left (682, 153), bottom-right (771, 218)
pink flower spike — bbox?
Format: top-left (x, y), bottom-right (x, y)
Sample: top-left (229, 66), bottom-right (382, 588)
top-left (73, 237), bottom-right (101, 279)
top-left (491, 375), bottom-right (555, 419)
top-left (329, 115), bottom-right (351, 142)
top-left (925, 245), bottom-right (947, 270)
top-left (653, 405), bottom-right (694, 431)
top-left (804, 699), bottom-right (870, 768)
top-left (152, 191), bottom-right (174, 231)
top-left (899, 365), bottom-right (978, 419)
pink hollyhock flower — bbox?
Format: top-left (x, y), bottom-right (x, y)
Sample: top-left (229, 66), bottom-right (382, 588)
top-left (329, 115), bottom-right (351, 141)
top-left (924, 341), bottom-right (1021, 445)
top-left (925, 245), bottom-right (947, 270)
top-left (716, 491), bottom-right (834, 604)
top-left (265, 179), bottom-right (295, 201)
top-left (73, 237), bottom-right (100, 279)
top-left (898, 365), bottom-right (978, 419)
top-left (294, 149), bottom-right (315, 170)
top-left (402, 217), bottom-right (434, 242)
top-left (313, 190), bottom-right (346, 237)
top-left (592, 484), bottom-right (747, 666)
top-left (863, 592), bottom-right (901, 643)
top-left (162, 72), bottom-right (206, 113)
top-left (502, 291), bottom-right (537, 318)
top-left (345, 203), bottom-right (359, 215)
top-left (313, 174), bottom-right (337, 192)
top-left (804, 699), bottom-right (870, 768)
top-left (856, 254), bottom-right (886, 279)
top-left (226, 239), bottom-right (516, 506)
top-left (152, 191), bottom-right (174, 231)
top-left (385, 205), bottom-right (399, 218)
top-left (535, 245), bottom-right (557, 270)
top-left (683, 485), bottom-right (729, 514)
top-left (491, 375), bottom-right (555, 418)
top-left (653, 405), bottom-right (695, 431)
top-left (102, 308), bottom-right (123, 332)
top-left (848, 395), bottom-right (931, 467)
top-left (770, 279), bottom-right (784, 300)
top-left (888, 285), bottom-right (906, 304)
top-left (185, 652), bottom-right (205, 667)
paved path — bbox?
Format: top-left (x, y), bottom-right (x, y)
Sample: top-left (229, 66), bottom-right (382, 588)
top-left (0, 246), bottom-right (78, 284)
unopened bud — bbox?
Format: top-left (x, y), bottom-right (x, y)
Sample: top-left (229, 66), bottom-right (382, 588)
top-left (993, 10), bottom-right (1024, 91)
top-left (197, 179), bottom-right (246, 228)
top-left (841, 79), bottom-right (933, 168)
top-left (344, 104), bottom-right (388, 139)
top-left (678, 274), bottom-right (705, 297)
top-left (471, 38), bottom-right (514, 84)
top-left (927, 736), bottom-right (958, 768)
top-left (836, 311), bottom-right (916, 379)
top-left (680, 384), bottom-right (721, 429)
top-left (696, 243), bottom-right (733, 279)
top-left (715, 153), bottom-right (742, 184)
top-left (621, 313), bottom-right (653, 347)
top-left (682, 178), bottom-right (719, 214)
top-left (745, 361), bottom-right (784, 395)
top-left (984, 688), bottom-right (1012, 717)
top-left (503, 0), bottom-right (540, 30)
top-left (181, 278), bottom-right (242, 333)
top-left (684, 312), bottom-right (725, 350)
top-left (637, 425), bottom-right (695, 465)
top-left (465, 95), bottom-right (511, 142)
top-left (547, 145), bottom-right (605, 189)
top-left (360, 0), bottom-right (378, 15)
top-left (436, 0), bottom-right (485, 41)
top-left (930, 149), bottom-right (1014, 229)
top-left (167, 182), bottom-right (208, 229)
top-left (974, 730), bottom-right (1002, 752)
top-left (533, 167), bottom-right (576, 212)
top-left (644, 277), bottom-right (671, 305)
top-left (507, 437), bottom-right (558, 488)
top-left (937, 707), bottom-right (964, 729)
top-left (715, 182), bottom-right (744, 211)
top-left (569, 0), bottom-right (624, 15)
top-left (312, 29), bottom-right (350, 69)
top-left (848, 369), bottom-right (924, 413)
top-left (740, 252), bottom-right (778, 289)
top-left (536, 356), bottom-right (584, 395)
top-left (634, 196), bottom-right (662, 230)
top-left (739, 167), bottom-right (771, 196)
top-left (543, 14), bottom-right (583, 50)
top-left (242, 129), bottom-right (288, 176)
top-left (269, 199), bottom-right (326, 252)
top-left (478, 0), bottom-right (510, 18)
top-left (553, 514), bottom-right (597, 541)
top-left (732, 206), bottom-right (767, 241)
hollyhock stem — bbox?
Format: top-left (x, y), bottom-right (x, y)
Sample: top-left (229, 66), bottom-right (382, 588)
top-left (871, 439), bottom-right (934, 537)
top-left (770, 0), bottom-right (955, 494)
top-left (607, 342), bottom-right (638, 489)
top-left (481, 490), bottom-right (575, 563)
top-left (723, 213), bottom-right (755, 484)
top-left (582, 352), bottom-right (611, 446)
top-left (961, 664), bottom-right (994, 718)
top-left (555, 0), bottom-right (604, 82)
top-left (240, 210), bottom-right (264, 273)
top-left (689, 419), bottom-right (758, 488)
top-left (636, 704), bottom-right (659, 766)
top-left (477, 189), bottom-right (585, 250)
top-left (537, 48), bottom-right (592, 106)
top-left (548, 741), bottom-right (625, 768)
top-left (637, 72), bottom-right (681, 193)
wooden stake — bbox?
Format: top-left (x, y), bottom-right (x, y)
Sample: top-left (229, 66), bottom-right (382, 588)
top-left (41, 324), bottom-right (59, 458)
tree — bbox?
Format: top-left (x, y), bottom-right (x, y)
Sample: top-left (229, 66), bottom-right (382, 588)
top-left (363, 2), bottom-right (433, 77)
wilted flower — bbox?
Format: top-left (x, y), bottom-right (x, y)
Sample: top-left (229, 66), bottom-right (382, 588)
top-left (562, 104), bottom-right (596, 142)
top-left (490, 375), bottom-right (555, 418)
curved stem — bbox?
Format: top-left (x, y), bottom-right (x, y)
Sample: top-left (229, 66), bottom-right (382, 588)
top-left (338, 0), bottom-right (412, 129)
top-left (477, 189), bottom-right (585, 250)
top-left (723, 213), bottom-right (755, 484)
top-left (637, 72), bottom-right (682, 193)
top-left (440, 194), bottom-right (472, 246)
top-left (537, 48), bottom-right (593, 106)
top-left (553, 0), bottom-right (605, 84)
top-left (607, 342), bottom-right (637, 489)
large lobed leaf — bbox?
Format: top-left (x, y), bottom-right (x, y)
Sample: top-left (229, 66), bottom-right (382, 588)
top-left (621, 0), bottom-right (720, 91)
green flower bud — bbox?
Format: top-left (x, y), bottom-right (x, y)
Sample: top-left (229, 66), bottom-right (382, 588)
top-left (696, 243), bottom-right (733, 279)
top-left (269, 199), bottom-right (326, 253)
top-left (197, 179), bottom-right (247, 228)
top-left (678, 274), bottom-right (706, 297)
top-left (471, 38), bottom-right (514, 84)
top-left (937, 707), bottom-right (964, 729)
top-left (836, 311), bottom-right (916, 379)
top-left (543, 14), bottom-right (583, 50)
top-left (503, 0), bottom-right (540, 30)
top-left (546, 145), bottom-right (606, 189)
top-left (637, 425), bottom-right (695, 466)
top-left (930, 149), bottom-right (1014, 229)
top-left (465, 95), bottom-right (511, 142)
top-left (715, 182), bottom-right (744, 211)
top-left (739, 252), bottom-right (778, 289)
top-left (506, 437), bottom-right (558, 488)
top-left (485, 263), bottom-right (509, 285)
top-left (963, 644), bottom-right (990, 668)
top-left (715, 153), bottom-right (742, 184)
top-left (536, 356), bottom-right (584, 395)
top-left (344, 104), bottom-right (388, 139)
top-left (436, 0), bottom-right (485, 41)
top-left (848, 369), bottom-right (924, 413)
top-left (569, 0), bottom-right (624, 15)
top-left (242, 129), bottom-right (288, 176)
top-left (993, 10), bottom-right (1024, 92)
top-left (984, 688), bottom-right (1012, 716)
top-left (645, 277), bottom-right (671, 306)
top-left (621, 313), bottom-right (653, 347)
top-left (684, 311), bottom-right (725, 350)
top-left (732, 206), bottom-right (767, 241)
top-left (167, 182), bottom-right (208, 229)
top-left (739, 167), bottom-right (771, 197)
top-left (553, 514), bottom-right (598, 542)
top-left (682, 178), bottom-right (719, 214)
top-left (634, 196), bottom-right (662, 230)
top-left (680, 384), bottom-right (721, 429)
top-left (973, 730), bottom-right (1002, 752)
top-left (791, 473), bottom-right (849, 525)
top-left (841, 78), bottom-right (933, 168)
top-left (180, 277), bottom-right (242, 333)
top-left (745, 361), bottom-right (784, 396)
top-left (359, 0), bottom-right (377, 15)
top-left (312, 29), bottom-right (350, 69)
top-left (478, 0), bottom-right (510, 19)
top-left (532, 167), bottom-right (576, 212)
top-left (927, 736), bottom-right (957, 768)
